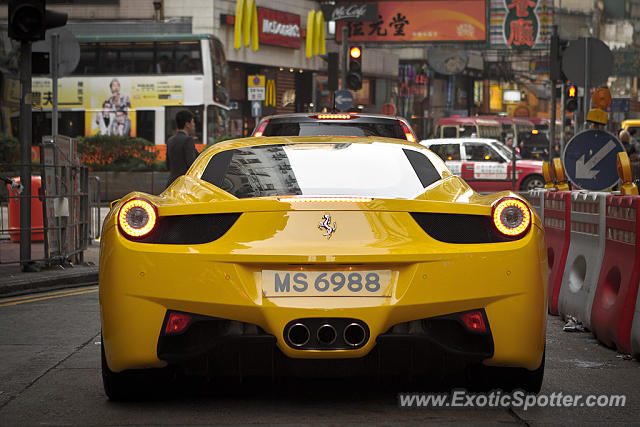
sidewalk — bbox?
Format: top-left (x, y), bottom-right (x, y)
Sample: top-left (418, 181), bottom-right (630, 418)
top-left (0, 240), bottom-right (99, 296)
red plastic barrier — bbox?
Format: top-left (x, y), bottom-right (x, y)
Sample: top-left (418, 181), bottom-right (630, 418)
top-left (7, 176), bottom-right (44, 243)
top-left (543, 191), bottom-right (571, 315)
top-left (590, 195), bottom-right (640, 354)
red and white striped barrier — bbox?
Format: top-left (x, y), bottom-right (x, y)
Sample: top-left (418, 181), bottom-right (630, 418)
top-left (543, 191), bottom-right (572, 316)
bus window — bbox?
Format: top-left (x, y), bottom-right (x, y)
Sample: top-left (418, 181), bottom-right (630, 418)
top-left (75, 41), bottom-right (203, 75)
top-left (136, 110), bottom-right (155, 143)
top-left (211, 39), bottom-right (230, 105)
top-left (459, 125), bottom-right (475, 137)
top-left (165, 106), bottom-right (203, 144)
top-left (207, 105), bottom-right (233, 144)
top-left (442, 126), bottom-right (457, 138)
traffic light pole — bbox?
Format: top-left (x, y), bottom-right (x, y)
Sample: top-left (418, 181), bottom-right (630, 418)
top-left (19, 41), bottom-right (33, 271)
top-left (341, 26), bottom-right (348, 90)
top-left (560, 81), bottom-right (566, 149)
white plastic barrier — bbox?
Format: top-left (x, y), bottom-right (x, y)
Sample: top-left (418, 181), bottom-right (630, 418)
top-left (525, 189), bottom-right (546, 222)
top-left (557, 191), bottom-right (608, 329)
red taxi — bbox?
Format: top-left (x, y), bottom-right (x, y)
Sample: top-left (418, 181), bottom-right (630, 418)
top-left (420, 138), bottom-right (544, 192)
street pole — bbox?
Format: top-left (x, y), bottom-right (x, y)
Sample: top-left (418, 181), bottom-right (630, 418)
top-left (560, 81), bottom-right (566, 149)
top-left (51, 33), bottom-right (59, 139)
top-left (549, 26), bottom-right (558, 163)
top-left (341, 26), bottom-right (348, 90)
top-left (583, 37), bottom-right (590, 130)
top-left (19, 41), bottom-right (33, 271)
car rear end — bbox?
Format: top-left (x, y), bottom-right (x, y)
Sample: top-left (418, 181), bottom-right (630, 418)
top-left (100, 138), bottom-right (546, 384)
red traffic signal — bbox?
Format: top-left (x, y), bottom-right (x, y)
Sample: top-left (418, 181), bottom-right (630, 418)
top-left (568, 85), bottom-right (577, 98)
top-left (349, 46), bottom-right (361, 59)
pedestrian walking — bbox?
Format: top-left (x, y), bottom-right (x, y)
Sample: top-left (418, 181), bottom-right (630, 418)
top-left (165, 110), bottom-right (199, 189)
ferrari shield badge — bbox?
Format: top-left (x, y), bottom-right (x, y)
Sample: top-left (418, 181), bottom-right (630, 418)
top-left (318, 214), bottom-right (337, 239)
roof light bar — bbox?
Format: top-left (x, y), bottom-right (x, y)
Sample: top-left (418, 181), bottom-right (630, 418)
top-left (315, 114), bottom-right (353, 120)
top-left (278, 196), bottom-right (373, 203)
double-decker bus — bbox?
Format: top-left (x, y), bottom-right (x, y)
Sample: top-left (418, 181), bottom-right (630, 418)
top-left (27, 33), bottom-right (232, 152)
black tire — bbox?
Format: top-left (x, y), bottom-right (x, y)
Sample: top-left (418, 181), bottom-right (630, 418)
top-left (520, 174), bottom-right (545, 191)
top-left (468, 349), bottom-right (545, 394)
top-left (101, 337), bottom-right (170, 401)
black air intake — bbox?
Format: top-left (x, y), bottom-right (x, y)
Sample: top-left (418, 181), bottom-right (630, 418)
top-left (410, 212), bottom-right (524, 243)
top-left (131, 213), bottom-right (240, 244)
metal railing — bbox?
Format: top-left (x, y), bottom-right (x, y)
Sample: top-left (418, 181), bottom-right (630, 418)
top-left (0, 137), bottom-right (101, 267)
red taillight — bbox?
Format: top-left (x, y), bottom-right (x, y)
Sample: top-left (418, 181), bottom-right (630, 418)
top-left (492, 197), bottom-right (531, 237)
top-left (254, 119), bottom-right (269, 137)
top-left (118, 199), bottom-right (157, 238)
top-left (399, 120), bottom-right (417, 142)
top-left (165, 312), bottom-right (192, 334)
top-left (460, 311), bottom-right (487, 333)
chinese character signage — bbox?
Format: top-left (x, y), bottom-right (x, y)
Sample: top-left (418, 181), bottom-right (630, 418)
top-left (336, 1), bottom-right (486, 43)
top-left (490, 0), bottom-right (552, 49)
top-left (258, 7), bottom-right (301, 49)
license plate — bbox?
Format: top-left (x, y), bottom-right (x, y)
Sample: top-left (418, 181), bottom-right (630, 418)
top-left (262, 270), bottom-right (393, 297)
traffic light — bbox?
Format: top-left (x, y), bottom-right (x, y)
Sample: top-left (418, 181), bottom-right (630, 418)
top-left (550, 34), bottom-right (569, 82)
top-left (346, 45), bottom-right (362, 91)
top-left (565, 84), bottom-right (578, 112)
top-left (8, 0), bottom-right (68, 42)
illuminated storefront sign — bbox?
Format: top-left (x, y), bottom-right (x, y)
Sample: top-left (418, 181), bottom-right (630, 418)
top-left (336, 1), bottom-right (486, 43)
top-left (258, 7), bottom-right (301, 48)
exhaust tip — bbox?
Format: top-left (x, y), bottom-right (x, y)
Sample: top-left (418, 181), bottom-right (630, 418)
top-left (317, 324), bottom-right (337, 345)
top-left (287, 323), bottom-right (310, 347)
top-left (343, 322), bottom-right (367, 347)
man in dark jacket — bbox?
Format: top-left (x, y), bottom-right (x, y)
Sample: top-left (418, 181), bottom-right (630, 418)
top-left (166, 110), bottom-right (199, 188)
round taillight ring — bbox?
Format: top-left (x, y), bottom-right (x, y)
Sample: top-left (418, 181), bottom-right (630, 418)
top-left (118, 198), bottom-right (157, 238)
top-left (492, 197), bottom-right (531, 237)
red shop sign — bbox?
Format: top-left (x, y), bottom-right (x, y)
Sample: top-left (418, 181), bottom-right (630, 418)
top-left (258, 7), bottom-right (301, 49)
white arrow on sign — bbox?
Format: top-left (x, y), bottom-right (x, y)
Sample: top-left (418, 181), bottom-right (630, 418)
top-left (575, 139), bottom-right (617, 179)
top-left (252, 102), bottom-right (261, 116)
top-left (335, 94), bottom-right (351, 105)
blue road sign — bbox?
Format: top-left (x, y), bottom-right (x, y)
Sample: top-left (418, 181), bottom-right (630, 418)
top-left (334, 90), bottom-right (354, 110)
top-left (562, 129), bottom-right (625, 191)
top-left (251, 100), bottom-right (262, 117)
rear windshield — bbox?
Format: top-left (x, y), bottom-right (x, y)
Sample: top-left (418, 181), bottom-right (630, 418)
top-left (200, 143), bottom-right (441, 199)
top-left (261, 120), bottom-right (405, 139)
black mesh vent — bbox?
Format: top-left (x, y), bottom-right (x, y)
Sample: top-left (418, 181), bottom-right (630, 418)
top-left (125, 213), bottom-right (240, 244)
top-left (411, 212), bottom-right (524, 243)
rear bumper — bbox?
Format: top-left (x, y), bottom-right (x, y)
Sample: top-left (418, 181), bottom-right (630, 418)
top-left (155, 311), bottom-right (493, 379)
top-left (100, 223), bottom-right (547, 373)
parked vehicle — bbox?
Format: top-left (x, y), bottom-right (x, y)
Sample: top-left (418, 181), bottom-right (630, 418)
top-left (420, 137), bottom-right (545, 192)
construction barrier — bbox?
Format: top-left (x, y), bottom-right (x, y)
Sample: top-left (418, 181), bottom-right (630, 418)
top-left (591, 195), bottom-right (640, 354)
top-left (543, 191), bottom-right (571, 315)
top-left (525, 188), bottom-right (546, 222)
top-left (558, 192), bottom-right (608, 328)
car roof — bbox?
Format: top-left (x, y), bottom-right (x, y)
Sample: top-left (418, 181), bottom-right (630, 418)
top-left (420, 138), bottom-right (502, 145)
top-left (206, 135), bottom-right (423, 153)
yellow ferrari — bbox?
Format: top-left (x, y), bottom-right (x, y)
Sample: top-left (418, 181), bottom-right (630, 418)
top-left (100, 133), bottom-right (547, 400)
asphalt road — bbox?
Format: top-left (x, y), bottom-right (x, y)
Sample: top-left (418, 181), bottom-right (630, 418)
top-left (0, 287), bottom-right (639, 426)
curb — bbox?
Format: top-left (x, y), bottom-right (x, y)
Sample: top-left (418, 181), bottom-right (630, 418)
top-left (0, 266), bottom-right (99, 297)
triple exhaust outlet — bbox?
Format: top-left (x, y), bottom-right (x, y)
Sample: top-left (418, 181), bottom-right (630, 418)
top-left (285, 318), bottom-right (369, 350)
